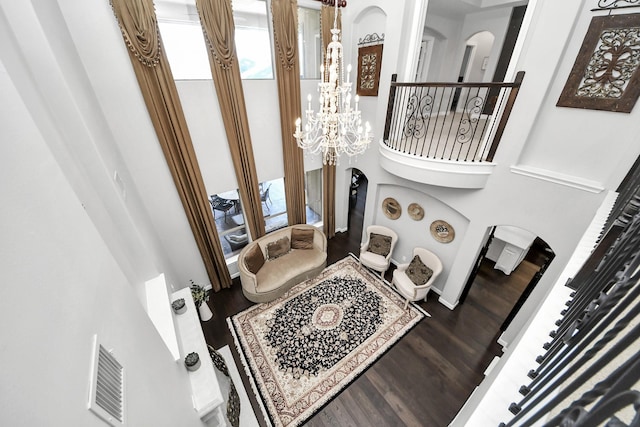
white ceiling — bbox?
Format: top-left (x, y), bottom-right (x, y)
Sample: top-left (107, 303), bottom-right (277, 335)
top-left (427, 0), bottom-right (528, 20)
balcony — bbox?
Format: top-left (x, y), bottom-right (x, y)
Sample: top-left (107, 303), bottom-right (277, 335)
top-left (381, 72), bottom-right (524, 189)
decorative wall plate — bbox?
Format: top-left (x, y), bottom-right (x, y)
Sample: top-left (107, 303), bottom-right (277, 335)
top-left (430, 220), bottom-right (455, 243)
top-left (408, 203), bottom-right (424, 221)
top-left (382, 197), bottom-right (401, 220)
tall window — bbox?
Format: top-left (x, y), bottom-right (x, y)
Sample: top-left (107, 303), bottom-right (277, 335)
top-left (298, 7), bottom-right (321, 79)
top-left (305, 168), bottom-right (322, 224)
top-left (158, 20), bottom-right (210, 80)
top-left (261, 178), bottom-right (288, 233)
top-left (259, 172), bottom-right (323, 233)
top-left (157, 0), bottom-right (274, 80)
top-left (234, 0), bottom-right (274, 79)
top-left (208, 191), bottom-right (248, 257)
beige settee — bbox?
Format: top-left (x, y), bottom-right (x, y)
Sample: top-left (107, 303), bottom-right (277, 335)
top-left (238, 224), bottom-right (327, 303)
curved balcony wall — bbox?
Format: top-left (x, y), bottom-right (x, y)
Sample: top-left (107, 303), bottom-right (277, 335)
top-left (379, 141), bottom-right (496, 189)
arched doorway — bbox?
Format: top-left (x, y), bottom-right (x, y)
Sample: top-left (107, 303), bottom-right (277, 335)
top-left (452, 30), bottom-right (495, 110)
top-left (348, 168), bottom-right (367, 241)
top-left (464, 31), bottom-right (495, 82)
top-left (460, 225), bottom-right (554, 332)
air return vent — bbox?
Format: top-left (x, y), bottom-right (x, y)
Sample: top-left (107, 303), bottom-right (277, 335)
top-left (88, 335), bottom-right (125, 426)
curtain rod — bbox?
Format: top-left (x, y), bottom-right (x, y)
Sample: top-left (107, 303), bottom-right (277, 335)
top-left (313, 0), bottom-right (347, 7)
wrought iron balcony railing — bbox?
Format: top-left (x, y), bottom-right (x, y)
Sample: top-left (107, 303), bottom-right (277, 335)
top-left (383, 71), bottom-right (525, 163)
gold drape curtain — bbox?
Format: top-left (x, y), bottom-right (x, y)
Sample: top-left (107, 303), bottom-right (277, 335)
top-left (322, 165), bottom-right (336, 238)
top-left (110, 0), bottom-right (231, 291)
top-left (196, 0), bottom-right (265, 240)
top-left (321, 4), bottom-right (341, 50)
top-left (271, 0), bottom-right (306, 226)
top-left (321, 4), bottom-right (340, 238)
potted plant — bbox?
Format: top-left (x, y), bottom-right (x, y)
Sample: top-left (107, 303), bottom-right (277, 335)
top-left (190, 280), bottom-right (209, 307)
top-left (184, 352), bottom-right (201, 371)
top-left (171, 298), bottom-right (186, 314)
top-left (190, 280), bottom-right (213, 321)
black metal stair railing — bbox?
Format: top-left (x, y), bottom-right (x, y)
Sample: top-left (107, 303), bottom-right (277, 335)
top-left (498, 191), bottom-right (640, 427)
top-left (383, 71), bottom-right (524, 162)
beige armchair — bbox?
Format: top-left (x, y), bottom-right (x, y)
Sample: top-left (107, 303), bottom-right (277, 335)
top-left (360, 225), bottom-right (398, 277)
top-left (392, 247), bottom-right (443, 309)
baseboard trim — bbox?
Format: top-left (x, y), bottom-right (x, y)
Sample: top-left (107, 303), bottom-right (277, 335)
top-left (438, 296), bottom-right (458, 310)
top-left (497, 337), bottom-right (509, 350)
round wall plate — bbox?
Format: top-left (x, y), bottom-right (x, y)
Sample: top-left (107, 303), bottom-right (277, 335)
top-left (408, 203), bottom-right (424, 221)
top-left (430, 220), bottom-right (455, 243)
top-left (382, 197), bottom-right (401, 220)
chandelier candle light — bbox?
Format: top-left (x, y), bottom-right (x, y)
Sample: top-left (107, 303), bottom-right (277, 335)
top-left (294, 2), bottom-right (372, 165)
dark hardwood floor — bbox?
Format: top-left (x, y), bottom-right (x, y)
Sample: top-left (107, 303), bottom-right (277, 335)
top-left (202, 181), bottom-right (540, 426)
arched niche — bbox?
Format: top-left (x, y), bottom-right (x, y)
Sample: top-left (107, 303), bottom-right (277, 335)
top-left (352, 5), bottom-right (387, 31)
top-left (350, 6), bottom-right (387, 74)
top-left (373, 184), bottom-right (469, 293)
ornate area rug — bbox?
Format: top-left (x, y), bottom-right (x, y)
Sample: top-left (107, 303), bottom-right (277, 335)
top-left (228, 255), bottom-right (429, 427)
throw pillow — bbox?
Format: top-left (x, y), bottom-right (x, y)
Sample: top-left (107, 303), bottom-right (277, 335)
top-left (291, 227), bottom-right (315, 249)
top-left (244, 244), bottom-right (265, 274)
top-left (368, 233), bottom-right (392, 257)
top-left (406, 255), bottom-right (433, 286)
top-left (266, 236), bottom-right (291, 260)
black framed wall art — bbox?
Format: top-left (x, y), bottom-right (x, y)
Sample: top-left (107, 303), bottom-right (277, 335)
top-left (557, 13), bottom-right (640, 113)
top-left (357, 33), bottom-right (384, 97)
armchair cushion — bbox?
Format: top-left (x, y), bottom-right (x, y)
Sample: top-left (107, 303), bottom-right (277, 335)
top-left (291, 227), bottom-right (315, 249)
top-left (266, 236), bottom-right (290, 260)
top-left (406, 255), bottom-right (433, 286)
top-left (368, 233), bottom-right (392, 257)
top-left (244, 243), bottom-right (265, 274)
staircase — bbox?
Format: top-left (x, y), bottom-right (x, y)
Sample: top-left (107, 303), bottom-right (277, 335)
top-left (452, 190), bottom-right (618, 426)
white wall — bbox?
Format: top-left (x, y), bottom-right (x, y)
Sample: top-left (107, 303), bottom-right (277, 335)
top-left (489, 1), bottom-right (640, 344)
top-left (517, 9), bottom-right (640, 187)
top-left (459, 7), bottom-right (512, 82)
top-left (424, 13), bottom-right (463, 81)
top-left (43, 0), bottom-right (209, 291)
top-left (350, 5), bottom-right (387, 65)
top-left (0, 58), bottom-right (202, 426)
top-left (336, 0), bottom-right (640, 349)
top-left (447, 3), bottom-right (640, 419)
top-left (422, 6), bottom-right (511, 82)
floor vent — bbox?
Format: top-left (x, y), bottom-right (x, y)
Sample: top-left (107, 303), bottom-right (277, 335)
top-left (88, 335), bottom-right (125, 426)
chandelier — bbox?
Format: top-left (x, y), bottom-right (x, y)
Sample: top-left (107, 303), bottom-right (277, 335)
top-left (293, 2), bottom-right (372, 165)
